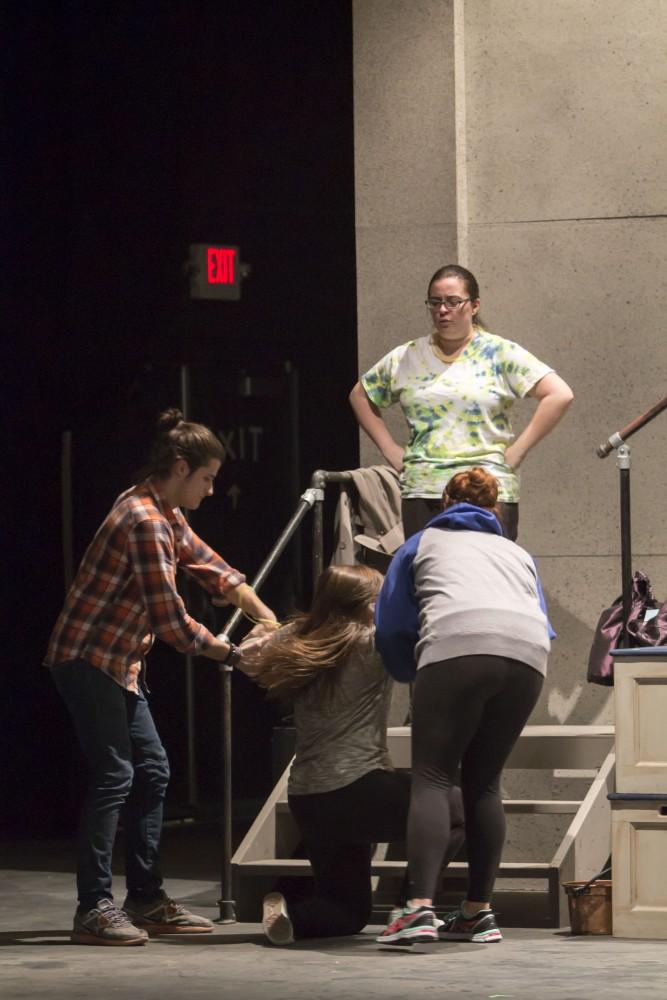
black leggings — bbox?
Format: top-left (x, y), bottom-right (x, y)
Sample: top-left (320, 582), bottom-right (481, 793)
top-left (286, 769), bottom-right (465, 939)
top-left (407, 655), bottom-right (543, 902)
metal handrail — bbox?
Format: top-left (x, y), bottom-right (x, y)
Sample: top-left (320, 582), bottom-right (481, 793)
top-left (308, 469), bottom-right (354, 581)
top-left (215, 469), bottom-right (354, 921)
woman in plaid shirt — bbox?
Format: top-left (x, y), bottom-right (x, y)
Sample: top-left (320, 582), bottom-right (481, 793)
top-left (46, 408), bottom-right (277, 945)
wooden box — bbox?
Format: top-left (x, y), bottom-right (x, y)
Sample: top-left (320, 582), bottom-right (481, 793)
top-left (611, 794), bottom-right (667, 939)
top-left (612, 650), bottom-right (667, 794)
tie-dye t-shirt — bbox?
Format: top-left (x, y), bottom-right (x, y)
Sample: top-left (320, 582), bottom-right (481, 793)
top-left (361, 330), bottom-right (553, 502)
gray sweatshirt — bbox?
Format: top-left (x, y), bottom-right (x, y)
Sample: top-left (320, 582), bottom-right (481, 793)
top-left (412, 529), bottom-right (551, 677)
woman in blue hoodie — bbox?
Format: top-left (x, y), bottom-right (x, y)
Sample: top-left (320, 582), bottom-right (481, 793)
top-left (374, 467), bottom-right (553, 946)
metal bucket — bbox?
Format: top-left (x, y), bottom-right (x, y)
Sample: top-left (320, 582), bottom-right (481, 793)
top-left (562, 880), bottom-right (612, 935)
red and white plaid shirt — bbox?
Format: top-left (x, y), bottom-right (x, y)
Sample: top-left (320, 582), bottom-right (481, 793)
top-left (45, 478), bottom-right (245, 691)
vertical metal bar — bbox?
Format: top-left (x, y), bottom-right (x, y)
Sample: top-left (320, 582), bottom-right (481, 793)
top-left (218, 664), bottom-right (236, 922)
top-left (618, 445), bottom-right (632, 646)
top-left (311, 475), bottom-right (325, 585)
top-left (61, 430), bottom-right (74, 593)
top-left (180, 363), bottom-right (198, 806)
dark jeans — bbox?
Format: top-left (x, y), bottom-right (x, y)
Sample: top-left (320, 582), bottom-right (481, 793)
top-left (287, 769), bottom-right (465, 939)
top-left (408, 655), bottom-right (543, 902)
top-left (51, 659), bottom-right (170, 911)
top-left (402, 497), bottom-right (519, 541)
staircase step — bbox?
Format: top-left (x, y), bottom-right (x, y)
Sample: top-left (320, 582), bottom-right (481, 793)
top-left (386, 725), bottom-right (614, 770)
top-left (502, 800), bottom-right (581, 813)
top-left (233, 858), bottom-right (552, 879)
top-left (275, 799), bottom-right (581, 815)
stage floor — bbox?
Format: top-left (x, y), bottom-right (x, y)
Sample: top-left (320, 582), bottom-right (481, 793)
top-left (2, 831), bottom-right (666, 1000)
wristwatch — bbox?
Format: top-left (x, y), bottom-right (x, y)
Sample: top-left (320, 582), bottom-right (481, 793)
top-left (222, 642), bottom-right (242, 667)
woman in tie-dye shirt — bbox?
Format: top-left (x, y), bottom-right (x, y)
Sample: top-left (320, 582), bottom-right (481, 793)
top-left (349, 264), bottom-right (573, 540)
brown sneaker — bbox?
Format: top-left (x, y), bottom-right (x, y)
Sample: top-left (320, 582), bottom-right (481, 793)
top-left (123, 890), bottom-right (214, 935)
top-left (71, 899), bottom-right (149, 946)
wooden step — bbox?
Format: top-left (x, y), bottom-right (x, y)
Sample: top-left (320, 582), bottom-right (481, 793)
top-left (387, 725), bottom-right (614, 770)
top-left (234, 858), bottom-right (552, 879)
top-left (502, 800), bottom-right (580, 813)
top-left (275, 799), bottom-right (581, 816)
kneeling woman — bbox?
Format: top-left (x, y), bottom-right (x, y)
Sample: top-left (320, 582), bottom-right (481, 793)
top-left (241, 564), bottom-right (464, 944)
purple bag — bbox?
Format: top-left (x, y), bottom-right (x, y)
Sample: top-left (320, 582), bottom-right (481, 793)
top-left (586, 570), bottom-right (667, 687)
top-left (587, 570), bottom-right (667, 686)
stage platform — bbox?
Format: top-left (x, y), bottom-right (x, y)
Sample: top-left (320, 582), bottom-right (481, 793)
top-left (1, 829), bottom-right (665, 1000)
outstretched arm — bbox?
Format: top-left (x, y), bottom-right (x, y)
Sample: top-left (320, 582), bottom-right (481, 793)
top-left (505, 372), bottom-right (574, 470)
top-left (224, 583), bottom-right (278, 629)
top-left (349, 381), bottom-right (405, 472)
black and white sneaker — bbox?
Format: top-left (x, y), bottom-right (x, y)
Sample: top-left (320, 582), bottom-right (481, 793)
top-left (376, 905), bottom-right (438, 945)
top-left (438, 906), bottom-right (502, 943)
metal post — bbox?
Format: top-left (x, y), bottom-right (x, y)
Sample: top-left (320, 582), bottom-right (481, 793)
top-left (310, 470), bottom-right (326, 584)
top-left (218, 664), bottom-right (235, 922)
top-left (617, 444), bottom-right (632, 646)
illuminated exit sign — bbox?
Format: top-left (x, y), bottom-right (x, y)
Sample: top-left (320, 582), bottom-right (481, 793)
top-left (188, 243), bottom-right (242, 300)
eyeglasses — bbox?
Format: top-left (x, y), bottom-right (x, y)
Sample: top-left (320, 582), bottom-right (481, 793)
top-left (425, 297), bottom-right (471, 311)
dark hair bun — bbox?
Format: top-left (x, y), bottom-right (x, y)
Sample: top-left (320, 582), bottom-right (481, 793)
top-left (444, 466), bottom-right (498, 509)
top-left (157, 408), bottom-right (184, 433)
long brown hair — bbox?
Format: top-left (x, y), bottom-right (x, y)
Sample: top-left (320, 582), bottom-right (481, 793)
top-left (442, 466), bottom-right (500, 515)
top-left (255, 564), bottom-right (383, 700)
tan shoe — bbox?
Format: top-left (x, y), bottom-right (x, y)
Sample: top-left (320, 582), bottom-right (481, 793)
top-left (123, 890), bottom-right (214, 935)
top-left (71, 900), bottom-right (149, 946)
top-left (262, 892), bottom-right (294, 945)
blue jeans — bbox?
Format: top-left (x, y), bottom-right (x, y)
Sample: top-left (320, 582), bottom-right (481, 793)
top-left (51, 660), bottom-right (170, 911)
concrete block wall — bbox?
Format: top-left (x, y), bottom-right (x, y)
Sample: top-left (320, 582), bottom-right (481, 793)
top-left (353, 0), bottom-right (667, 732)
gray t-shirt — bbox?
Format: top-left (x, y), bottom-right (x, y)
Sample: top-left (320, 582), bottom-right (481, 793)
top-left (288, 627), bottom-right (394, 796)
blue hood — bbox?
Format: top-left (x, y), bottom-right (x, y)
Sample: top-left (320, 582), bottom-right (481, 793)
top-left (425, 502), bottom-right (504, 535)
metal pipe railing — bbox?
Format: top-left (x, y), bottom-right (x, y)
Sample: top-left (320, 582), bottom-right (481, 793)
top-left (596, 396), bottom-right (667, 643)
top-left (309, 469), bottom-right (353, 580)
top-left (215, 476), bottom-right (345, 921)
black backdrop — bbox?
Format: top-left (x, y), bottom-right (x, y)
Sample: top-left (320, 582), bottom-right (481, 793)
top-left (3, 1), bottom-right (358, 835)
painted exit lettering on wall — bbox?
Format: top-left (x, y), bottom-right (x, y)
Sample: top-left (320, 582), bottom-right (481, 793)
top-left (217, 426), bottom-right (264, 464)
top-left (207, 247), bottom-right (236, 285)
top-left (226, 484), bottom-right (241, 511)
